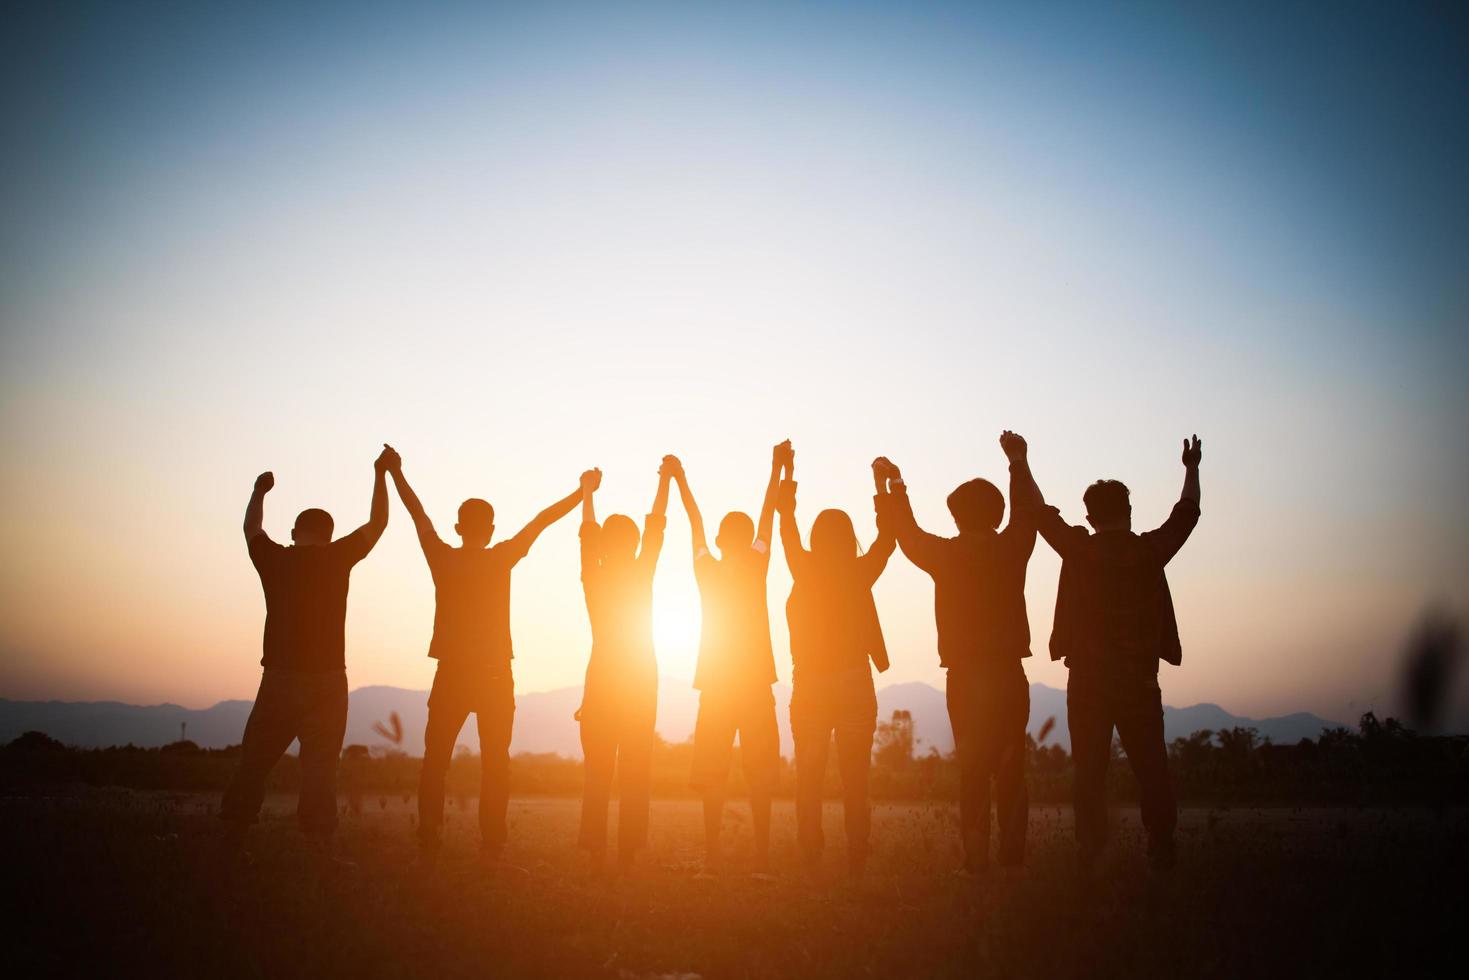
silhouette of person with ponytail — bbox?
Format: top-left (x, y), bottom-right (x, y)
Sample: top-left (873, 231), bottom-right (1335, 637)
top-left (776, 451), bottom-right (895, 878)
top-left (576, 460), bottom-right (672, 873)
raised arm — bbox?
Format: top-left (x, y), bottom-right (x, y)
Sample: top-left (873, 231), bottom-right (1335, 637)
top-left (1000, 431), bottom-right (1045, 515)
top-left (997, 432), bottom-right (1039, 556)
top-left (506, 476), bottom-right (587, 560)
top-left (775, 478), bottom-right (808, 577)
top-left (244, 471), bottom-right (274, 542)
top-left (669, 457), bottom-right (709, 559)
top-left (638, 458), bottom-right (674, 568)
top-left (337, 445), bottom-right (395, 561)
top-left (650, 459), bottom-right (673, 522)
top-left (1181, 434), bottom-right (1202, 507)
top-left (385, 452), bottom-right (445, 556)
top-left (873, 457), bottom-right (947, 572)
top-left (1148, 435), bottom-right (1203, 564)
top-left (578, 468), bottom-right (601, 579)
top-left (1002, 432), bottom-right (1084, 559)
top-left (757, 440), bottom-right (792, 548)
top-left (859, 518), bottom-right (896, 587)
top-left (581, 468), bottom-right (600, 527)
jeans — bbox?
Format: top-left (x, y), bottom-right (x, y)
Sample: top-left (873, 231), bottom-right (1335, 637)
top-left (689, 685), bottom-right (781, 794)
top-left (418, 666), bottom-right (515, 852)
top-left (1067, 670), bottom-right (1177, 862)
top-left (578, 677), bottom-right (657, 857)
top-left (221, 669), bottom-right (348, 836)
top-left (946, 661), bottom-right (1030, 868)
top-left (790, 667), bottom-right (877, 866)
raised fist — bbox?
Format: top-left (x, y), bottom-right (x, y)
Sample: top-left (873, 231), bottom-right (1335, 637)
top-left (999, 430), bottom-right (1027, 462)
top-left (254, 471), bottom-right (275, 494)
top-left (580, 468), bottom-right (602, 493)
top-left (1181, 434), bottom-right (1202, 468)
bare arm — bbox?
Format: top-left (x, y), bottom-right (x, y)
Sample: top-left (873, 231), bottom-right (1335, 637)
top-left (581, 468), bottom-right (600, 527)
top-left (337, 445), bottom-right (395, 560)
top-left (506, 479), bottom-right (586, 559)
top-left (386, 454), bottom-right (444, 555)
top-left (650, 462), bottom-right (673, 521)
top-left (859, 520), bottom-right (897, 587)
top-left (578, 468), bottom-right (601, 579)
top-left (757, 440), bottom-right (792, 547)
top-left (775, 478), bottom-right (808, 577)
top-left (244, 471), bottom-right (273, 542)
top-left (1181, 434), bottom-right (1202, 506)
top-left (670, 459), bottom-right (709, 559)
top-left (638, 460), bottom-right (674, 569)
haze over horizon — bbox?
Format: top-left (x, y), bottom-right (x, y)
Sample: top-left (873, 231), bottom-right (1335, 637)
top-left (2, 2), bottom-right (1466, 728)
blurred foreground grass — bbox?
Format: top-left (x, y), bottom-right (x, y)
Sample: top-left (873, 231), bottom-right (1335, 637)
top-left (2, 790), bottom-right (1464, 978)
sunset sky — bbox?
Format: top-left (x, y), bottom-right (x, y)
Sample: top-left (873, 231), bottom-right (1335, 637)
top-left (2, 1), bottom-right (1466, 728)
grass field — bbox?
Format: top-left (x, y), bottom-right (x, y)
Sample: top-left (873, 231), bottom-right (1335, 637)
top-left (3, 789), bottom-right (1463, 978)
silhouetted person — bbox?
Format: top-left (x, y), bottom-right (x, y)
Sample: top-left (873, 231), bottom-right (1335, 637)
top-left (577, 461), bottom-right (671, 872)
top-left (221, 445), bottom-right (394, 861)
top-left (874, 430), bottom-right (1037, 874)
top-left (387, 453), bottom-right (587, 867)
top-left (777, 459), bottom-right (895, 878)
top-left (669, 441), bottom-right (790, 876)
top-left (1403, 609), bottom-right (1462, 733)
top-left (1017, 435), bottom-right (1202, 874)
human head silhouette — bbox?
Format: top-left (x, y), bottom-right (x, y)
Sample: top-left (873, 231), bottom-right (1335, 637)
top-left (716, 511), bottom-right (755, 557)
top-left (601, 514), bottom-right (641, 561)
top-left (810, 509), bottom-right (859, 560)
top-left (947, 478), bottom-right (1004, 533)
top-left (456, 498), bottom-right (495, 549)
top-left (292, 508), bottom-right (334, 546)
top-left (1084, 480), bottom-right (1131, 532)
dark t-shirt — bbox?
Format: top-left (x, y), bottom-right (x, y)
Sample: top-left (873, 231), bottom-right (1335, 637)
top-left (888, 481), bottom-right (1035, 669)
top-left (248, 533), bottom-right (373, 671)
top-left (692, 542), bottom-right (777, 692)
top-left (1038, 499), bottom-right (1200, 673)
top-left (780, 495), bottom-right (896, 681)
top-left (421, 536), bottom-right (531, 670)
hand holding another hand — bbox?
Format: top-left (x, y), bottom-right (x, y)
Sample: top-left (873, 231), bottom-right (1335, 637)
top-left (375, 444), bottom-right (401, 474)
top-left (772, 439), bottom-right (794, 473)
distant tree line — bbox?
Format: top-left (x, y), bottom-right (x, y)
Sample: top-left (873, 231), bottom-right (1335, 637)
top-left (3, 710), bottom-right (1465, 806)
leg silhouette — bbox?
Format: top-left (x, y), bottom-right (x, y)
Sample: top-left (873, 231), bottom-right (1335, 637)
top-left (419, 699), bottom-right (471, 851)
top-left (295, 673), bottom-right (348, 837)
top-left (475, 675), bottom-right (516, 855)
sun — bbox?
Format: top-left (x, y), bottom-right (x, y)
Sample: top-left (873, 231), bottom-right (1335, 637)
top-left (653, 580), bottom-right (702, 679)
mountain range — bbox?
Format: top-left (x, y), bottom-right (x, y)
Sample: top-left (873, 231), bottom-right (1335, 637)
top-left (0, 680), bottom-right (1345, 757)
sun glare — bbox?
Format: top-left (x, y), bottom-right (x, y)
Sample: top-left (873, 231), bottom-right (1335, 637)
top-left (653, 582), bottom-right (702, 681)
